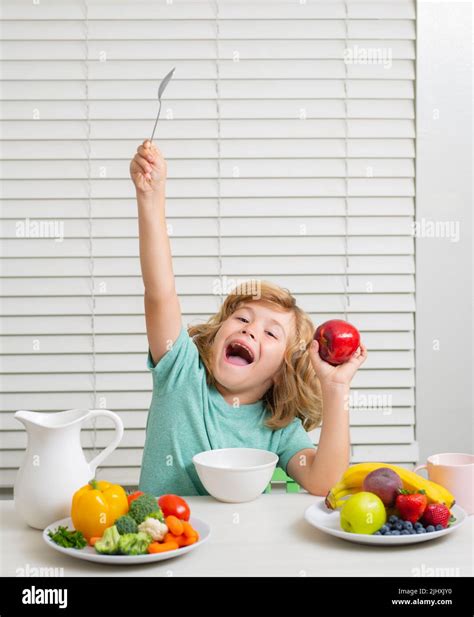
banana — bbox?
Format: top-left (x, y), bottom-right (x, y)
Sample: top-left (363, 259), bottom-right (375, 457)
top-left (377, 463), bottom-right (455, 507)
top-left (324, 486), bottom-right (361, 510)
top-left (392, 464), bottom-right (455, 506)
top-left (325, 462), bottom-right (455, 510)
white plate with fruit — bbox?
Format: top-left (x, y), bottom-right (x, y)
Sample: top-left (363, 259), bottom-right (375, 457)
top-left (305, 463), bottom-right (467, 546)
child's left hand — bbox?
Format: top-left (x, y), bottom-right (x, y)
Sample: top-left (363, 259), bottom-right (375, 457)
top-left (309, 339), bottom-right (368, 389)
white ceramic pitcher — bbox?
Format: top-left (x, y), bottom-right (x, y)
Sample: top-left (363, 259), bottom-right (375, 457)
top-left (13, 408), bottom-right (124, 529)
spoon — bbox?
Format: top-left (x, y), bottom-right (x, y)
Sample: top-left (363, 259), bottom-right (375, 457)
top-left (149, 67), bottom-right (176, 144)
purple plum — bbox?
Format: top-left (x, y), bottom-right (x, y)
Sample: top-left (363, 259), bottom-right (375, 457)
top-left (362, 467), bottom-right (403, 507)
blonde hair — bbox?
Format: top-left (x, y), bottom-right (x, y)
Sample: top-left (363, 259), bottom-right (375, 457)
top-left (187, 280), bottom-right (323, 432)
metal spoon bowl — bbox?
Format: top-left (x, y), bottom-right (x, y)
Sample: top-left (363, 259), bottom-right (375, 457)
top-left (149, 67), bottom-right (176, 143)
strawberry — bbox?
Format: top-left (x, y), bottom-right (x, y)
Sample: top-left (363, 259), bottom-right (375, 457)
top-left (395, 489), bottom-right (427, 523)
top-left (421, 503), bottom-right (451, 528)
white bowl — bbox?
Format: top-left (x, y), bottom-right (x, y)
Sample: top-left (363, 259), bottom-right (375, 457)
top-left (192, 447), bottom-right (279, 503)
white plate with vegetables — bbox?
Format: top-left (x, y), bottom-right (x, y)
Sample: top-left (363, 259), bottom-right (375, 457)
top-left (43, 515), bottom-right (210, 564)
top-left (43, 490), bottom-right (210, 564)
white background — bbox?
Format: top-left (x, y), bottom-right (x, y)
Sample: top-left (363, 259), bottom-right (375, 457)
top-left (415, 0), bottom-right (472, 461)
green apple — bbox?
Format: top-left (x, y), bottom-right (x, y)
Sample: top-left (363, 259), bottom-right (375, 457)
top-left (340, 492), bottom-right (386, 534)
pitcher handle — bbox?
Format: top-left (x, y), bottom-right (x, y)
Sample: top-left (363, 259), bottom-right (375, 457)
top-left (414, 463), bottom-right (427, 475)
top-left (85, 409), bottom-right (124, 475)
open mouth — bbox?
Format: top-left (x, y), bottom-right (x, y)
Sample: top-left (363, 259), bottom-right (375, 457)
top-left (224, 341), bottom-right (255, 367)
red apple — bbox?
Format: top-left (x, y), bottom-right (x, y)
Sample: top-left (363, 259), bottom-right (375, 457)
top-left (314, 319), bottom-right (360, 366)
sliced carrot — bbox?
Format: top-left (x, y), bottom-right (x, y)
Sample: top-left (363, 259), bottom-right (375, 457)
top-left (165, 515), bottom-right (184, 536)
top-left (89, 536), bottom-right (101, 546)
top-left (172, 534), bottom-right (188, 547)
top-left (147, 541), bottom-right (179, 554)
top-left (163, 530), bottom-right (198, 547)
top-left (182, 521), bottom-right (198, 539)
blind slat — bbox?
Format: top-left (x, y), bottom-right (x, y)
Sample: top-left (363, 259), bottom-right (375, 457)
top-left (0, 159), bottom-right (416, 180)
top-left (2, 275), bottom-right (415, 296)
top-left (2, 255), bottom-right (416, 277)
top-left (2, 425), bottom-right (415, 451)
top-left (0, 440), bottom-right (420, 469)
top-left (2, 59), bottom-right (416, 81)
top-left (1, 140), bottom-right (416, 160)
top-left (3, 370), bottom-right (414, 393)
top-left (2, 99), bottom-right (415, 121)
top-left (3, 0), bottom-right (416, 21)
top-left (1, 293), bottom-right (416, 316)
top-left (2, 19), bottom-right (416, 40)
top-left (2, 39), bottom-right (416, 61)
top-left (2, 312), bottom-right (414, 335)
top-left (1, 197), bottom-right (416, 218)
top-left (3, 79), bottom-right (415, 100)
top-left (0, 391), bottom-right (415, 415)
top-left (2, 350), bottom-right (414, 374)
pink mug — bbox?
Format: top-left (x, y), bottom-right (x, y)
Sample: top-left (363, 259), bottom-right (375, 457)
top-left (414, 453), bottom-right (474, 515)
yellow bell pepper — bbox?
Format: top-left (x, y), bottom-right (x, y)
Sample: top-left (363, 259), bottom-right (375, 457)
top-left (71, 479), bottom-right (128, 540)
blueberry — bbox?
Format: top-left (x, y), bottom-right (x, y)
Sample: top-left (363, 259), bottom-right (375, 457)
top-left (374, 531), bottom-right (382, 535)
top-left (409, 529), bottom-right (417, 534)
top-left (395, 522), bottom-right (403, 531)
top-left (401, 530), bottom-right (410, 535)
top-left (414, 522), bottom-right (423, 529)
top-left (380, 524), bottom-right (390, 534)
top-left (391, 530), bottom-right (401, 535)
top-left (435, 524), bottom-right (444, 531)
top-left (389, 515), bottom-right (399, 524)
top-left (403, 521), bottom-right (413, 530)
top-left (384, 531), bottom-right (392, 536)
top-left (416, 527), bottom-right (427, 533)
top-left (426, 525), bottom-right (435, 533)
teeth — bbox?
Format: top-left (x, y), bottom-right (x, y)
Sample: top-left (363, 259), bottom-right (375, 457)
top-left (235, 343), bottom-right (252, 356)
top-left (228, 342), bottom-right (254, 361)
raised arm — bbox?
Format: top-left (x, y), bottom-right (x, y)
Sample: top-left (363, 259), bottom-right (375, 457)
top-left (130, 140), bottom-right (182, 365)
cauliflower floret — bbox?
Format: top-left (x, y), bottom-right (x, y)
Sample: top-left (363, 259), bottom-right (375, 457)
top-left (137, 517), bottom-right (168, 542)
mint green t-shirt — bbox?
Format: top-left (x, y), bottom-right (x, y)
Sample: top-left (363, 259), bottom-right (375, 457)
top-left (138, 324), bottom-right (315, 496)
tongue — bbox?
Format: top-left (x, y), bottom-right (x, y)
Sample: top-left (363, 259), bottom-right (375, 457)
top-left (227, 354), bottom-right (249, 366)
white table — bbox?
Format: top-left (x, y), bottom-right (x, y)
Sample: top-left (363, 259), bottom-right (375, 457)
top-left (1, 489), bottom-right (472, 577)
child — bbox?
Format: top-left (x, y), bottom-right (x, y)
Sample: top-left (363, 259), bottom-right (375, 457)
top-left (130, 140), bottom-right (367, 496)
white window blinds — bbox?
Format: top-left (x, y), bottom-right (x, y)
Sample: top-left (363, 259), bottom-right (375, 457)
top-left (1, 0), bottom-right (417, 489)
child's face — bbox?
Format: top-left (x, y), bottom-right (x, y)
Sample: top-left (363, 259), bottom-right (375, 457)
top-left (210, 300), bottom-right (295, 397)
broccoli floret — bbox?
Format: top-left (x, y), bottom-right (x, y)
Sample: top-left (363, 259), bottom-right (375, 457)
top-left (118, 532), bottom-right (152, 555)
top-left (128, 493), bottom-right (163, 524)
top-left (94, 525), bottom-right (120, 555)
top-left (144, 510), bottom-right (164, 523)
top-left (115, 515), bottom-right (138, 535)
